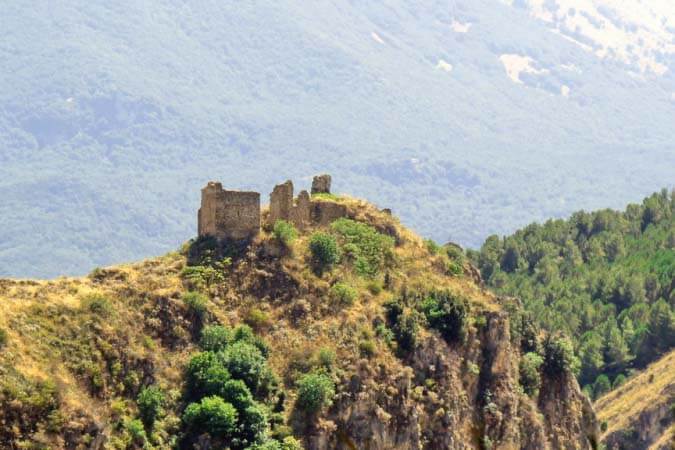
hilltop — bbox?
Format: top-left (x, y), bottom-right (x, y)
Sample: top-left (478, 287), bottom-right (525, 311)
top-left (595, 349), bottom-right (675, 449)
top-left (0, 190), bottom-right (597, 449)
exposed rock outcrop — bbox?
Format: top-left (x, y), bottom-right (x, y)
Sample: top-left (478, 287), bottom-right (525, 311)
top-left (307, 312), bottom-right (599, 450)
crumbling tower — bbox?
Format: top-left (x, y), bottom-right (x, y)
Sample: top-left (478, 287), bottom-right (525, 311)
top-left (198, 182), bottom-right (260, 240)
top-left (198, 174), bottom-right (347, 241)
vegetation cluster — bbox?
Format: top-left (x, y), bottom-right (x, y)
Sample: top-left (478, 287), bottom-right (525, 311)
top-left (471, 189), bottom-right (675, 398)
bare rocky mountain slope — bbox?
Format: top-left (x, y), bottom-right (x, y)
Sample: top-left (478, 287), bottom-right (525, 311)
top-left (0, 194), bottom-right (598, 449)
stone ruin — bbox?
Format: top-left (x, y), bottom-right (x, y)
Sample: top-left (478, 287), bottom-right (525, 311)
top-left (198, 182), bottom-right (261, 240)
top-left (198, 174), bottom-right (347, 240)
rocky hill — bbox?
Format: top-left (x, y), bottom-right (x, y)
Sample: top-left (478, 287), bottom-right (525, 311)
top-left (0, 195), bottom-right (597, 449)
top-left (595, 349), bottom-right (675, 450)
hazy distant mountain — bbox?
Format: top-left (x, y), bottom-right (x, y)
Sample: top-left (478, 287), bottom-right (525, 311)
top-left (1, 0), bottom-right (674, 278)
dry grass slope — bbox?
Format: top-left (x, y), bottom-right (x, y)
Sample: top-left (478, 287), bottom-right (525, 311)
top-left (595, 349), bottom-right (675, 449)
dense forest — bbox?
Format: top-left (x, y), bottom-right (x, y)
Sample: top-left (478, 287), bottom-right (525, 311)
top-left (470, 189), bottom-right (675, 399)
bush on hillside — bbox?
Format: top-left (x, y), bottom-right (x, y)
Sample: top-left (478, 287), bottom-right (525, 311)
top-left (309, 232), bottom-right (339, 275)
top-left (295, 372), bottom-right (335, 414)
top-left (273, 220), bottom-right (298, 247)
top-left (519, 352), bottom-right (543, 396)
top-left (384, 298), bottom-right (420, 353)
top-left (200, 325), bottom-right (233, 352)
top-left (315, 347), bottom-right (336, 370)
top-left (331, 218), bottom-right (394, 277)
top-left (330, 282), bottom-right (357, 307)
top-left (185, 352), bottom-right (231, 400)
top-left (182, 396), bottom-right (238, 438)
top-left (421, 291), bottom-right (469, 343)
top-left (125, 418), bottom-right (147, 446)
top-left (244, 308), bottom-right (272, 332)
top-left (137, 385), bottom-right (165, 430)
top-left (80, 293), bottom-right (113, 316)
top-left (220, 341), bottom-right (276, 396)
top-left (542, 335), bottom-right (580, 377)
top-left (183, 291), bottom-right (208, 320)
top-left (593, 374), bottom-right (611, 399)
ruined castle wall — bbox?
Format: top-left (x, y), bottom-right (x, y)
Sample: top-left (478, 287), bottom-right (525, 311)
top-left (199, 182), bottom-right (260, 240)
top-left (311, 200), bottom-right (348, 226)
top-left (269, 181), bottom-right (294, 226)
top-left (290, 190), bottom-right (311, 229)
top-left (311, 174), bottom-right (332, 194)
top-left (216, 191), bottom-right (260, 240)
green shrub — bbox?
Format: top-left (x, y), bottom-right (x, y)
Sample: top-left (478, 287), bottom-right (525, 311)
top-left (330, 282), bottom-right (357, 306)
top-left (80, 293), bottom-right (113, 316)
top-left (273, 220), bottom-right (298, 247)
top-left (446, 260), bottom-right (464, 276)
top-left (245, 308), bottom-right (272, 332)
top-left (424, 239), bottom-right (441, 254)
top-left (125, 418), bottom-right (147, 445)
top-left (221, 341), bottom-right (276, 396)
top-left (445, 244), bottom-right (465, 263)
top-left (219, 379), bottom-right (254, 410)
top-left (519, 352), bottom-right (543, 396)
top-left (137, 385), bottom-right (165, 429)
top-left (250, 440), bottom-right (282, 450)
top-left (359, 339), bottom-right (376, 357)
top-left (315, 347), bottom-right (336, 370)
top-left (238, 402), bottom-right (269, 446)
top-left (233, 324), bottom-right (270, 357)
top-left (383, 299), bottom-right (420, 353)
top-left (542, 335), bottom-right (580, 377)
top-left (185, 352), bottom-right (231, 400)
top-left (612, 374), bottom-right (627, 389)
top-left (181, 259), bottom-right (229, 288)
top-left (182, 396), bottom-right (238, 438)
top-left (281, 437), bottom-right (303, 450)
top-left (183, 291), bottom-right (208, 319)
top-left (420, 291), bottom-right (469, 343)
top-left (309, 232), bottom-right (339, 275)
top-left (593, 374), bottom-right (611, 399)
top-left (331, 218), bottom-right (394, 277)
top-left (250, 437), bottom-right (302, 450)
top-left (295, 372), bottom-right (335, 414)
top-left (366, 280), bottom-right (383, 295)
top-left (200, 325), bottom-right (233, 352)
top-left (0, 328), bottom-right (7, 348)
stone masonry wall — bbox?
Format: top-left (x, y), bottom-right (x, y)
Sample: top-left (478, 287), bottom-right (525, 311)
top-left (269, 181), bottom-right (294, 226)
top-left (198, 182), bottom-right (260, 240)
top-left (199, 174), bottom-right (345, 242)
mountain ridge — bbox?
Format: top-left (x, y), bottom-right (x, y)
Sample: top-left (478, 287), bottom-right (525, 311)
top-left (2, 0), bottom-right (674, 278)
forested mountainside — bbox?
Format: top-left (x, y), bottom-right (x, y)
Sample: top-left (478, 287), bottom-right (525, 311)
top-left (0, 195), bottom-right (597, 449)
top-left (2, 0), bottom-right (675, 278)
top-left (470, 189), bottom-right (675, 400)
top-left (595, 349), bottom-right (675, 450)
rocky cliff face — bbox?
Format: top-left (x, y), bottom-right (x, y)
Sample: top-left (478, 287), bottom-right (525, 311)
top-left (308, 312), bottom-right (598, 450)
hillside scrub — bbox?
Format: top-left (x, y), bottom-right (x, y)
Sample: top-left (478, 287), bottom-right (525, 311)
top-left (0, 197), bottom-right (599, 449)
